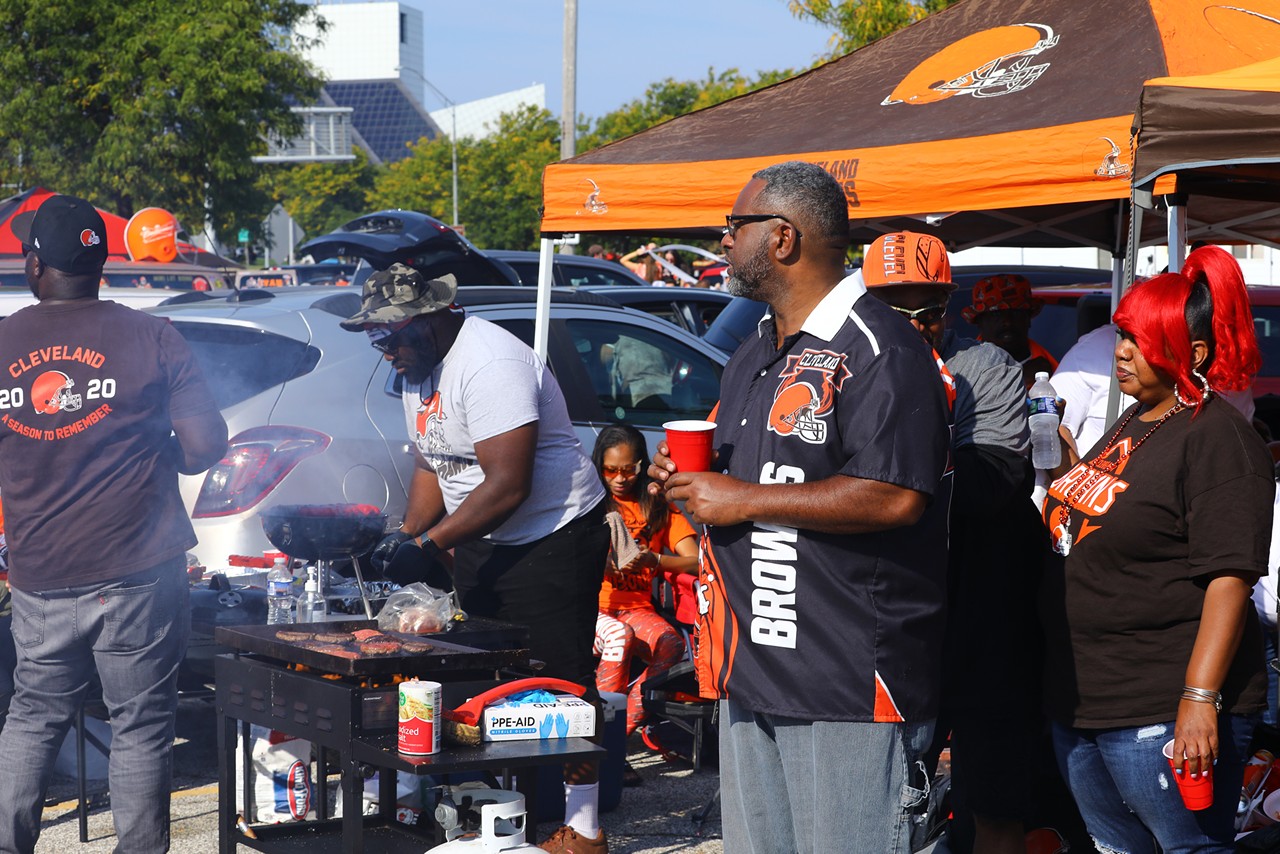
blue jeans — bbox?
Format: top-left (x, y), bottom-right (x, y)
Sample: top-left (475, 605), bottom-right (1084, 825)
top-left (1051, 715), bottom-right (1256, 854)
top-left (719, 697), bottom-right (934, 854)
top-left (0, 558), bottom-right (189, 854)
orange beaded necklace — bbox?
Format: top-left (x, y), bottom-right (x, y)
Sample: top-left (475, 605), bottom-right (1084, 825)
top-left (1052, 401), bottom-right (1188, 556)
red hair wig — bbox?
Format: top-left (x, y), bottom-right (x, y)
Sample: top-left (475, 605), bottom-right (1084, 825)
top-left (1112, 246), bottom-right (1259, 407)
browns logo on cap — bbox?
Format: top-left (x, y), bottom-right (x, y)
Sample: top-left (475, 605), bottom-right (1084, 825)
top-left (862, 231), bottom-right (955, 291)
top-left (11, 194), bottom-right (109, 275)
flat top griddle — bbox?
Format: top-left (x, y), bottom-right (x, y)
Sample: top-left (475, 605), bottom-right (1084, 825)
top-left (215, 620), bottom-right (530, 677)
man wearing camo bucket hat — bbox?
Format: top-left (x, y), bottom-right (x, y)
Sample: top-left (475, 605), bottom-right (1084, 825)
top-left (342, 263), bottom-right (613, 853)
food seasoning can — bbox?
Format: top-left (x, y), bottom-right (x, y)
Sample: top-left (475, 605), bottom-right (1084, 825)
top-left (398, 679), bottom-right (442, 755)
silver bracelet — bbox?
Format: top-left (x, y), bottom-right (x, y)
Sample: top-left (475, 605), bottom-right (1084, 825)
top-left (1181, 685), bottom-right (1223, 712)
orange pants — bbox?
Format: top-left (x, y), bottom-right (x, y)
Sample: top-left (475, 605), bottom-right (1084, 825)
top-left (593, 607), bottom-right (686, 735)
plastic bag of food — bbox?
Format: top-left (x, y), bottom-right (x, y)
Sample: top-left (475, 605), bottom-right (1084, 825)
top-left (377, 583), bottom-right (459, 634)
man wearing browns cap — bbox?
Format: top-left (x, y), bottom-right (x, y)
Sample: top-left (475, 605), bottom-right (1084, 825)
top-left (0, 194), bottom-right (227, 853)
top-left (341, 263), bottom-right (611, 853)
top-left (963, 273), bottom-right (1058, 389)
top-left (650, 163), bottom-right (953, 853)
top-left (865, 231), bottom-right (1050, 854)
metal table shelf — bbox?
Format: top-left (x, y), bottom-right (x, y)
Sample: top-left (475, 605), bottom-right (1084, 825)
top-left (216, 653), bottom-right (603, 853)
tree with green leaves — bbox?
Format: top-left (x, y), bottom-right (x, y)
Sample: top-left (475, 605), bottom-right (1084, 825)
top-left (263, 149), bottom-right (379, 242)
top-left (368, 105), bottom-right (560, 251)
top-left (0, 0), bottom-right (324, 243)
top-left (788, 0), bottom-right (959, 55)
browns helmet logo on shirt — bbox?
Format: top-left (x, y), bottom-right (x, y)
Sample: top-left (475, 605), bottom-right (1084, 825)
top-left (414, 391), bottom-right (445, 441)
top-left (767, 349), bottom-right (852, 445)
top-left (31, 370), bottom-right (82, 415)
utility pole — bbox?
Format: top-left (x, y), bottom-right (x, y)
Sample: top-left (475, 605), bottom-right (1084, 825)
top-left (561, 0), bottom-right (577, 162)
top-left (560, 0), bottom-right (578, 254)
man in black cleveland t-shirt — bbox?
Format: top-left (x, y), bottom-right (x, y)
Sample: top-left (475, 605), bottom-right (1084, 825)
top-left (0, 196), bottom-right (226, 853)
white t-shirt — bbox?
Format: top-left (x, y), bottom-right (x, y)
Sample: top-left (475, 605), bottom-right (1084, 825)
top-left (402, 315), bottom-right (605, 545)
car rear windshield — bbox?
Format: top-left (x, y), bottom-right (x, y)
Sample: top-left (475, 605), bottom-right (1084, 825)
top-left (171, 322), bottom-right (319, 409)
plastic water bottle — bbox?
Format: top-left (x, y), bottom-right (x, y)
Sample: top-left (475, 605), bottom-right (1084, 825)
top-left (1028, 371), bottom-right (1061, 470)
top-left (266, 557), bottom-right (295, 624)
top-left (296, 567), bottom-right (326, 624)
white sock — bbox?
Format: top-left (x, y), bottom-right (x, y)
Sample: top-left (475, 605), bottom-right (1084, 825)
top-left (564, 782), bottom-right (600, 839)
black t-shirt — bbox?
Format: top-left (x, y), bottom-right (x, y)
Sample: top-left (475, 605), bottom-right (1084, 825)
top-left (0, 300), bottom-right (219, 590)
top-left (1039, 399), bottom-right (1272, 728)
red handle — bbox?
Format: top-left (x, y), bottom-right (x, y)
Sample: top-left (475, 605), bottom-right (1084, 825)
top-left (445, 677), bottom-right (587, 725)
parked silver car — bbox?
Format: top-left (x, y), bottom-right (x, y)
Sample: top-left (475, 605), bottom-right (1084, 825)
top-left (148, 286), bottom-right (727, 567)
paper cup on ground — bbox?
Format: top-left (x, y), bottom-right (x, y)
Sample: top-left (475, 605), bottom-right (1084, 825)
top-left (1163, 738), bottom-right (1213, 810)
top-left (663, 420), bottom-right (716, 473)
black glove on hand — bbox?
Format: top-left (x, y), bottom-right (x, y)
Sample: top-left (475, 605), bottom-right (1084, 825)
top-left (370, 531), bottom-right (412, 574)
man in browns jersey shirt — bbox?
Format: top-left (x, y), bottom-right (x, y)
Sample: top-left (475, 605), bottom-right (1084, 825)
top-left (651, 162), bottom-right (952, 853)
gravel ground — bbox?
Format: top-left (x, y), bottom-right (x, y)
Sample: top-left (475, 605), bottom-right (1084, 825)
top-left (25, 697), bottom-right (724, 853)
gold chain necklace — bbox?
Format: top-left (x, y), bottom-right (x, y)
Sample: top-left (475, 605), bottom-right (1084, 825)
top-left (1052, 402), bottom-right (1187, 555)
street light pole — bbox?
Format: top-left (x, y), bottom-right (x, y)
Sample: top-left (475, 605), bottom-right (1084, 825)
top-left (397, 66), bottom-right (459, 228)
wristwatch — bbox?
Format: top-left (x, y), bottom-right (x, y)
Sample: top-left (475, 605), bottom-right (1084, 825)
top-left (420, 533), bottom-right (442, 560)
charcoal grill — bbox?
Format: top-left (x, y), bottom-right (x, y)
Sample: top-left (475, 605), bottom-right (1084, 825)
top-left (259, 504), bottom-right (387, 619)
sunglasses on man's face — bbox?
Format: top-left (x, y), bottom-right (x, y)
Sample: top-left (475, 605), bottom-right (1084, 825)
top-left (21, 244), bottom-right (33, 258)
top-left (889, 304), bottom-right (947, 326)
top-left (722, 214), bottom-right (803, 239)
top-left (370, 321), bottom-right (416, 354)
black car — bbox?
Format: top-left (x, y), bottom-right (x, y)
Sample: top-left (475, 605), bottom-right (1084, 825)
top-left (486, 249), bottom-right (650, 288)
top-left (297, 210), bottom-right (520, 286)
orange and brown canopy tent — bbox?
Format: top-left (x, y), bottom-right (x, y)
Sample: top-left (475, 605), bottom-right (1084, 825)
top-left (1131, 55), bottom-right (1280, 248)
top-left (541, 0), bottom-right (1280, 251)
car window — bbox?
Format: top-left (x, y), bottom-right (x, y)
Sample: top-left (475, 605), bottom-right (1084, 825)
top-left (503, 260), bottom-right (539, 285)
top-left (102, 271), bottom-right (232, 290)
top-left (172, 322), bottom-right (320, 408)
top-left (628, 301), bottom-right (684, 329)
top-left (561, 263), bottom-right (637, 289)
top-left (564, 318), bottom-right (721, 428)
top-left (1254, 306), bottom-right (1280, 378)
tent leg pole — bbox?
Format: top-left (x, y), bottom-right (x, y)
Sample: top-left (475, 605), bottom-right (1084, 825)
top-left (1168, 202), bottom-right (1187, 274)
top-left (534, 238), bottom-right (555, 361)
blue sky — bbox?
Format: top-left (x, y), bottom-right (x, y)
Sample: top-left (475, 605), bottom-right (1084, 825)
top-left (416, 0), bottom-right (834, 121)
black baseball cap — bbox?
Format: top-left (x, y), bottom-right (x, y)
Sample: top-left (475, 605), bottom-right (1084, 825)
top-left (11, 195), bottom-right (109, 275)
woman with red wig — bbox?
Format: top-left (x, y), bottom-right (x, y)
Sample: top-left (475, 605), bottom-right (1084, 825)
top-left (1040, 246), bottom-right (1273, 852)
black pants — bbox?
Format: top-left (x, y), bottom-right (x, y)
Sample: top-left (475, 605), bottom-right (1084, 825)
top-left (453, 500), bottom-right (609, 688)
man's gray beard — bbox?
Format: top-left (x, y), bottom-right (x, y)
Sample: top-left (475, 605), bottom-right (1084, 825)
top-left (724, 242), bottom-right (774, 301)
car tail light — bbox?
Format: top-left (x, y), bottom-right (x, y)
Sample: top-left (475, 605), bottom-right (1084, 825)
top-left (192, 426), bottom-right (331, 518)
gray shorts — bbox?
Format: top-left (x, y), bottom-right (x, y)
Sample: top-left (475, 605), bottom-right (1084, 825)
top-left (719, 697), bottom-right (935, 854)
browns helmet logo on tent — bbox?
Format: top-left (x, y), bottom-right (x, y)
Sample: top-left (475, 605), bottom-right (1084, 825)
top-left (881, 24), bottom-right (1059, 106)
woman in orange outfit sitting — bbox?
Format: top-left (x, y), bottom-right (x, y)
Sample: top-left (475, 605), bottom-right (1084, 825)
top-left (591, 425), bottom-right (698, 743)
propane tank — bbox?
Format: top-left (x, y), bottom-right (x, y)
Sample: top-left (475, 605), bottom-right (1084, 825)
top-left (426, 788), bottom-right (541, 853)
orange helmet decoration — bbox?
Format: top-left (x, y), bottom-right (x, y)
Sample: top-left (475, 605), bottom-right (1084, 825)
top-left (882, 24), bottom-right (1059, 107)
top-left (124, 207), bottom-right (179, 263)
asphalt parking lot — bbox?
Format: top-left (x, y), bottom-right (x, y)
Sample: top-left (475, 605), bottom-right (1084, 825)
top-left (27, 696), bottom-right (724, 853)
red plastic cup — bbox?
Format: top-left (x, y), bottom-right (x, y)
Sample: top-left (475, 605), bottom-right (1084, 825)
top-left (1164, 738), bottom-right (1213, 810)
top-left (663, 420), bottom-right (717, 473)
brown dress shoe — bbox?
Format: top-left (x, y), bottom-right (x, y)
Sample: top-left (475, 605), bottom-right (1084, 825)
top-left (536, 824), bottom-right (609, 853)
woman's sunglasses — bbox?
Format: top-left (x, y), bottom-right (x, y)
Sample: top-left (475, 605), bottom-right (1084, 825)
top-left (601, 461), bottom-right (641, 478)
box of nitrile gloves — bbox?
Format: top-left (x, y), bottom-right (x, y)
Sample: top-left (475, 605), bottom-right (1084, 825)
top-left (481, 694), bottom-right (596, 742)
